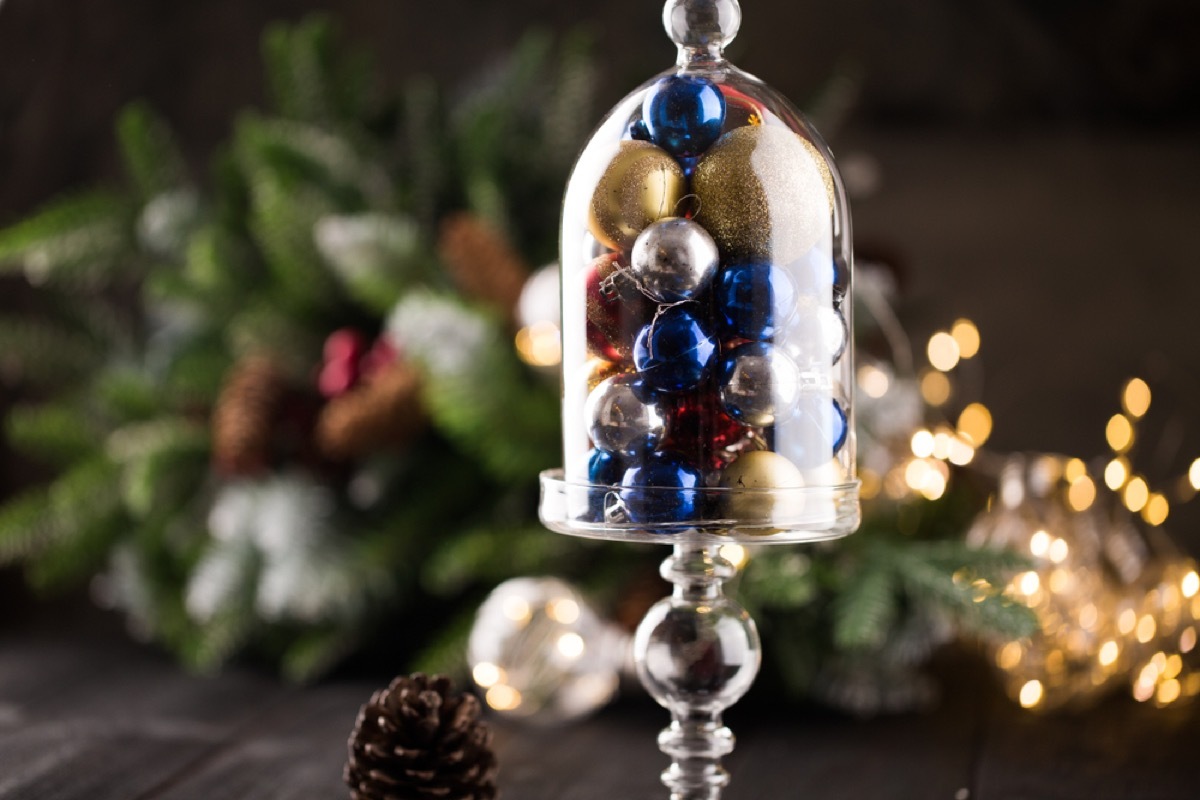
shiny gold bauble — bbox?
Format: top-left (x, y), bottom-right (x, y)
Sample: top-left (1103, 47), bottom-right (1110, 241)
top-left (694, 125), bottom-right (831, 264)
top-left (588, 141), bottom-right (686, 251)
top-left (720, 449), bottom-right (806, 525)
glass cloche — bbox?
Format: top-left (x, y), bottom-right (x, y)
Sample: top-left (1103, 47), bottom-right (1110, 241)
top-left (541, 0), bottom-right (859, 542)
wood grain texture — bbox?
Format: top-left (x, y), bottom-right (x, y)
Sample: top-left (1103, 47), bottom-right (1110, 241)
top-left (1, 615), bottom-right (1198, 800)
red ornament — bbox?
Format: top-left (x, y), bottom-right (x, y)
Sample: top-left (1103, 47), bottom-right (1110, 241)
top-left (718, 84), bottom-right (772, 128)
top-left (584, 252), bottom-right (652, 363)
top-left (359, 335), bottom-right (399, 382)
top-left (661, 388), bottom-right (756, 471)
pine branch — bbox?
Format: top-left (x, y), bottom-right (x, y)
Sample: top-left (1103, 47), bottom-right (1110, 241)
top-left (832, 558), bottom-right (898, 651)
top-left (0, 458), bottom-right (120, 564)
top-left (0, 191), bottom-right (132, 287)
top-left (281, 625), bottom-right (360, 683)
top-left (408, 605), bottom-right (474, 680)
top-left (421, 525), bottom-right (570, 597)
top-left (314, 212), bottom-right (426, 314)
top-left (117, 102), bottom-right (190, 200)
top-left (6, 402), bottom-right (98, 465)
top-left (27, 508), bottom-right (126, 590)
top-left (894, 552), bottom-right (1038, 640)
top-left (0, 317), bottom-right (105, 388)
top-left (740, 550), bottom-right (819, 610)
top-left (263, 15), bottom-right (338, 124)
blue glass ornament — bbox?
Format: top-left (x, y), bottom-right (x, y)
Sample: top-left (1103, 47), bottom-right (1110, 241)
top-left (642, 75), bottom-right (726, 158)
top-left (629, 118), bottom-right (652, 142)
top-left (633, 305), bottom-right (718, 394)
top-left (620, 451), bottom-right (704, 525)
top-left (583, 447), bottom-right (625, 522)
top-left (714, 261), bottom-right (797, 341)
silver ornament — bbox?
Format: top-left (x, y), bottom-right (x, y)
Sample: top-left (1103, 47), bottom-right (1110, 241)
top-left (586, 374), bottom-right (666, 454)
top-left (630, 217), bottom-right (719, 304)
top-left (468, 577), bottom-right (630, 724)
top-left (719, 343), bottom-right (801, 427)
top-left (782, 295), bottom-right (848, 367)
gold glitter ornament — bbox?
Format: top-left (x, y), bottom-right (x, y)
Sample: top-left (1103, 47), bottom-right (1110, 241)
top-left (798, 137), bottom-right (836, 209)
top-left (720, 449), bottom-right (807, 526)
top-left (694, 125), bottom-right (830, 263)
top-left (588, 141), bottom-right (687, 251)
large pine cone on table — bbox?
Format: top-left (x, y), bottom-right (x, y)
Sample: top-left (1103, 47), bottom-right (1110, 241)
top-left (344, 673), bottom-right (498, 800)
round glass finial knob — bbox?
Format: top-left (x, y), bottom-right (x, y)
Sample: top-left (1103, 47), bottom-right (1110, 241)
top-left (663, 0), bottom-right (741, 54)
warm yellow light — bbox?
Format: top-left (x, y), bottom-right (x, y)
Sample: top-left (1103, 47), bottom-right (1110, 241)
top-left (1124, 477), bottom-right (1149, 513)
top-left (1104, 458), bottom-right (1129, 491)
top-left (860, 468), bottom-right (881, 500)
top-left (911, 429), bottom-right (934, 458)
top-left (1182, 571), bottom-right (1200, 599)
top-left (556, 632), bottom-right (586, 660)
top-left (503, 596), bottom-right (532, 624)
top-left (1029, 530), bottom-right (1051, 557)
top-left (1018, 571), bottom-right (1041, 595)
top-left (1098, 640), bottom-right (1120, 667)
top-left (951, 319), bottom-right (981, 359)
top-left (1122, 378), bottom-right (1151, 419)
top-left (957, 403), bottom-right (993, 447)
top-left (1080, 603), bottom-right (1098, 630)
top-left (1106, 414), bottom-right (1134, 453)
top-left (473, 662), bottom-right (505, 689)
top-left (947, 437), bottom-right (975, 466)
top-left (547, 597), bottom-right (580, 625)
top-left (1141, 493), bottom-right (1169, 527)
top-left (857, 364), bottom-right (891, 399)
top-left (921, 471), bottom-right (948, 501)
top-left (1049, 568), bottom-right (1074, 594)
top-left (1180, 627), bottom-right (1197, 653)
top-left (1019, 679), bottom-right (1044, 709)
top-left (1048, 538), bottom-right (1069, 564)
top-left (1118, 608), bottom-right (1137, 635)
top-left (514, 322), bottom-right (562, 368)
top-left (1067, 476), bottom-right (1096, 511)
top-left (719, 543), bottom-right (748, 570)
top-left (1164, 654), bottom-right (1183, 680)
top-left (932, 428), bottom-right (954, 461)
top-left (920, 370), bottom-right (952, 406)
top-left (486, 684), bottom-right (523, 711)
top-left (1136, 614), bottom-right (1157, 644)
top-left (1064, 458), bottom-right (1087, 483)
top-left (927, 332), bottom-right (961, 372)
top-left (1157, 678), bottom-right (1182, 705)
top-left (1190, 459), bottom-right (1200, 491)
top-left (997, 641), bottom-right (1023, 670)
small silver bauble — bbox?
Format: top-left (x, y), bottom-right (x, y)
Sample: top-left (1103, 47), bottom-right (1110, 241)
top-left (719, 343), bottom-right (802, 427)
top-left (630, 217), bottom-right (720, 304)
top-left (586, 374), bottom-right (666, 455)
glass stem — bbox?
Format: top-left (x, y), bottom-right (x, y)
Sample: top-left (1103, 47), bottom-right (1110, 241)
top-left (635, 542), bottom-right (761, 800)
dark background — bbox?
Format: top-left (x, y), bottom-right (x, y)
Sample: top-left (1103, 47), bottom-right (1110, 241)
top-left (1, 0), bottom-right (1198, 531)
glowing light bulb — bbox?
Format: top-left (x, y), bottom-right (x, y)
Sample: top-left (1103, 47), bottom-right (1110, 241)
top-left (957, 403), bottom-right (993, 446)
top-left (1098, 640), bottom-right (1119, 667)
top-left (920, 370), bottom-right (951, 406)
top-left (1182, 571), bottom-right (1199, 599)
top-left (951, 319), bottom-right (981, 359)
top-left (857, 364), bottom-right (890, 399)
top-left (1106, 414), bottom-right (1134, 453)
top-left (1019, 679), bottom-right (1044, 709)
top-left (911, 429), bottom-right (934, 458)
top-left (1141, 493), bottom-right (1169, 527)
top-left (1067, 476), bottom-right (1096, 511)
top-left (1122, 378), bottom-right (1151, 419)
top-left (1190, 459), bottom-right (1200, 491)
top-left (1104, 458), bottom-right (1128, 491)
top-left (1124, 477), bottom-right (1149, 513)
top-left (1064, 458), bottom-right (1087, 483)
top-left (927, 332), bottom-right (961, 372)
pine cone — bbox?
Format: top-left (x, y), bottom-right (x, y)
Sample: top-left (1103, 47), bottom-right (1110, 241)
top-left (345, 673), bottom-right (498, 800)
top-left (316, 361), bottom-right (425, 461)
top-left (211, 355), bottom-right (286, 475)
top-left (438, 212), bottom-right (529, 325)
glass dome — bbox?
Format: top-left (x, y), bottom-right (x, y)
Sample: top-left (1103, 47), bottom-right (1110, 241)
top-left (541, 0), bottom-right (859, 542)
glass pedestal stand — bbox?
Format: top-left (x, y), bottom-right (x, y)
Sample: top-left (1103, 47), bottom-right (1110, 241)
top-left (541, 471), bottom-right (858, 799)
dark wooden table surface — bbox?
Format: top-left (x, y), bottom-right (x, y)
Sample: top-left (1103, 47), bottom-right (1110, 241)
top-left (2, 602), bottom-right (1198, 800)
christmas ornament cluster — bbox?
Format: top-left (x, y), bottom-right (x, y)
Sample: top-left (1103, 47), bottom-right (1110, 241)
top-left (558, 8), bottom-right (853, 534)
